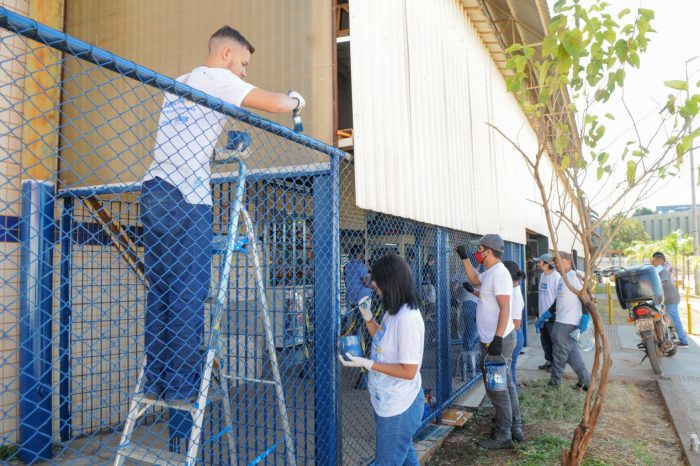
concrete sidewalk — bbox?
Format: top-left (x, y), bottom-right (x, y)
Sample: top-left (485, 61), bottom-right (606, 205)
top-left (518, 321), bottom-right (700, 465)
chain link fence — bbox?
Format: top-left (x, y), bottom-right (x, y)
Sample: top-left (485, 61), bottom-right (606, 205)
top-left (0, 7), bottom-right (526, 465)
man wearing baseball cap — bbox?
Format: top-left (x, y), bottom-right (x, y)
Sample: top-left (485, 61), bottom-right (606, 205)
top-left (534, 253), bottom-right (559, 371)
top-left (456, 234), bottom-right (523, 449)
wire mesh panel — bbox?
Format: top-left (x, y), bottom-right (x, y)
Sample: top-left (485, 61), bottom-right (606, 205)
top-left (0, 7), bottom-right (530, 466)
top-left (0, 8), bottom-right (343, 466)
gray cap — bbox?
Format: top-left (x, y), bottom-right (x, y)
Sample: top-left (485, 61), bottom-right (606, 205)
top-left (535, 253), bottom-right (553, 264)
top-left (478, 234), bottom-right (504, 253)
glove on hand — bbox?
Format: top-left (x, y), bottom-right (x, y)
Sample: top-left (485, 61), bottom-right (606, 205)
top-left (462, 281), bottom-right (475, 293)
top-left (288, 91), bottom-right (306, 110)
top-left (578, 313), bottom-right (590, 332)
top-left (338, 353), bottom-right (374, 371)
top-left (487, 336), bottom-right (503, 356)
top-left (536, 311), bottom-right (552, 333)
top-left (455, 245), bottom-right (470, 260)
top-left (358, 296), bottom-right (373, 322)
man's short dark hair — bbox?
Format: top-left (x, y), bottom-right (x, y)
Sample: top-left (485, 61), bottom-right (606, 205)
top-left (652, 251), bottom-right (666, 261)
top-left (209, 26), bottom-right (255, 54)
top-left (489, 248), bottom-right (502, 259)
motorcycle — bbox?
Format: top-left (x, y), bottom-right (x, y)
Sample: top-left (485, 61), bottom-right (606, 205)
top-left (614, 265), bottom-right (677, 376)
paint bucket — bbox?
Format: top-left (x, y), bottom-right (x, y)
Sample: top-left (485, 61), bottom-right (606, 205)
top-left (484, 355), bottom-right (508, 392)
top-left (341, 335), bottom-right (363, 361)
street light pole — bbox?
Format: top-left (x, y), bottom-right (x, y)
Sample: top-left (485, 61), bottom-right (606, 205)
top-left (686, 56), bottom-right (699, 254)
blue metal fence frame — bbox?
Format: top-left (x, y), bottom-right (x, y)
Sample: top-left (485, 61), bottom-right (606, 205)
top-left (1, 6), bottom-right (535, 464)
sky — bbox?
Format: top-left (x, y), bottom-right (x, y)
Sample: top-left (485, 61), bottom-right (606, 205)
top-left (550, 1), bottom-right (700, 211)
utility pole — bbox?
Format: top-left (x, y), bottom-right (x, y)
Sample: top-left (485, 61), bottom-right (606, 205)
top-left (687, 56), bottom-right (700, 294)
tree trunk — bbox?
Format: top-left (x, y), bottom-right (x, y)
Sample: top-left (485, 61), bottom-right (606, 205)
top-left (562, 299), bottom-right (613, 465)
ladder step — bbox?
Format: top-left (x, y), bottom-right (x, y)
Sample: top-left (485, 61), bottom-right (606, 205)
top-left (132, 394), bottom-right (200, 412)
top-left (116, 443), bottom-right (187, 466)
top-left (222, 375), bottom-right (276, 385)
top-left (211, 234), bottom-right (248, 254)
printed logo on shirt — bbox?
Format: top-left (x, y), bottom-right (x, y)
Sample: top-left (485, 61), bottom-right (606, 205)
top-left (540, 283), bottom-right (548, 291)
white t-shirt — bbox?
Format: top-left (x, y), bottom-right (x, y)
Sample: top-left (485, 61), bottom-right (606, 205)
top-left (144, 66), bottom-right (256, 206)
top-left (511, 284), bottom-right (524, 321)
top-left (538, 271), bottom-right (561, 317)
top-left (476, 262), bottom-right (514, 343)
top-left (368, 304), bottom-right (425, 417)
top-left (555, 269), bottom-right (583, 325)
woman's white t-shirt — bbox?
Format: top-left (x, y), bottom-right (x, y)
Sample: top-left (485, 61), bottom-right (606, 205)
top-left (511, 284), bottom-right (524, 321)
top-left (476, 262), bottom-right (515, 343)
top-left (368, 304), bottom-right (425, 417)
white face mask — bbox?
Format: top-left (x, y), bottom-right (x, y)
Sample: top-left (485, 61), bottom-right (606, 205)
top-left (654, 265), bottom-right (664, 273)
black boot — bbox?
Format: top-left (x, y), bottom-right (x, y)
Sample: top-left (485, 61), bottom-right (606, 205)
top-left (478, 437), bottom-right (514, 450)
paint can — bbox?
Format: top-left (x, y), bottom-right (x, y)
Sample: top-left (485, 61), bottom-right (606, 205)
top-left (484, 355), bottom-right (508, 392)
top-left (340, 335), bottom-right (363, 361)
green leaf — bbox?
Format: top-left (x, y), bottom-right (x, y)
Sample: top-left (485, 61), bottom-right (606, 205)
top-left (603, 29), bottom-right (616, 44)
top-left (677, 136), bottom-right (692, 158)
top-left (664, 80), bottom-right (688, 91)
top-left (626, 161), bottom-right (637, 185)
top-left (548, 15), bottom-right (566, 35)
top-left (638, 8), bottom-right (655, 20)
top-left (562, 29), bottom-right (584, 59)
top-left (597, 166), bottom-right (605, 180)
top-left (556, 44), bottom-right (573, 75)
top-left (597, 152), bottom-right (609, 165)
top-left (604, 113), bottom-right (615, 120)
top-left (684, 98), bottom-right (699, 117)
top-left (617, 8), bottom-right (631, 19)
top-left (614, 39), bottom-right (628, 61)
top-left (628, 51), bottom-right (640, 68)
top-left (560, 155), bottom-right (570, 170)
top-left (505, 43), bottom-right (523, 54)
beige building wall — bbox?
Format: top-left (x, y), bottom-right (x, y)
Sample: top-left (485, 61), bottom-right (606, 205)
top-left (0, 0), bottom-right (29, 444)
top-left (61, 0), bottom-right (335, 188)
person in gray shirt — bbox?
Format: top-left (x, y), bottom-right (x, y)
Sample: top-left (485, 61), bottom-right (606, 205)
top-left (652, 252), bottom-right (688, 347)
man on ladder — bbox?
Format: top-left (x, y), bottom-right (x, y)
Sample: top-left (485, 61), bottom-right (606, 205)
top-left (135, 25), bottom-right (304, 459)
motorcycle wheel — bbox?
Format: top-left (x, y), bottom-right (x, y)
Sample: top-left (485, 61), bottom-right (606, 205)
top-left (643, 330), bottom-right (664, 376)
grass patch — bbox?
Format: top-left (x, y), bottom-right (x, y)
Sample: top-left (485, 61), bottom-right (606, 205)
top-left (0, 444), bottom-right (18, 461)
top-left (518, 380), bottom-right (582, 423)
top-left (514, 433), bottom-right (569, 465)
top-left (429, 380), bottom-right (684, 466)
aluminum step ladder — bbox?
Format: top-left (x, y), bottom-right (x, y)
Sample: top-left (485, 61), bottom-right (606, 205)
top-left (115, 134), bottom-right (297, 466)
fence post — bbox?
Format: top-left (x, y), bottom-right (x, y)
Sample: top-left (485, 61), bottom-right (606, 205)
top-left (59, 197), bottom-right (73, 441)
top-left (312, 159), bottom-right (340, 465)
top-left (18, 180), bottom-right (55, 462)
top-left (607, 281), bottom-right (613, 325)
top-left (435, 227), bottom-right (451, 407)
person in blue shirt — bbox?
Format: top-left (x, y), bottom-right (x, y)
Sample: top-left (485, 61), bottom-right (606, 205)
top-left (345, 245), bottom-right (373, 311)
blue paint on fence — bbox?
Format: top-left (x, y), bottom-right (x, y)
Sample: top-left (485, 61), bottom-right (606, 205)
top-left (18, 180), bottom-right (55, 462)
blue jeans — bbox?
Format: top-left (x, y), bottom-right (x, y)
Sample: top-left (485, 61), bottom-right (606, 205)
top-left (372, 388), bottom-right (424, 466)
top-left (461, 301), bottom-right (478, 351)
top-left (140, 178), bottom-right (212, 399)
top-left (511, 327), bottom-right (524, 386)
top-left (666, 303), bottom-right (688, 345)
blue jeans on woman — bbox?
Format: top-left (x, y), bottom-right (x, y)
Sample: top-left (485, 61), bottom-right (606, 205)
top-left (372, 388), bottom-right (424, 466)
top-left (511, 327), bottom-right (524, 387)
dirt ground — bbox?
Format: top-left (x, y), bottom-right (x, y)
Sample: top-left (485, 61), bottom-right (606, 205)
top-left (428, 378), bottom-right (685, 466)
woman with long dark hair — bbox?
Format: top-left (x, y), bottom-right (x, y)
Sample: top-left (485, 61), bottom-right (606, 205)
top-left (339, 253), bottom-right (425, 465)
